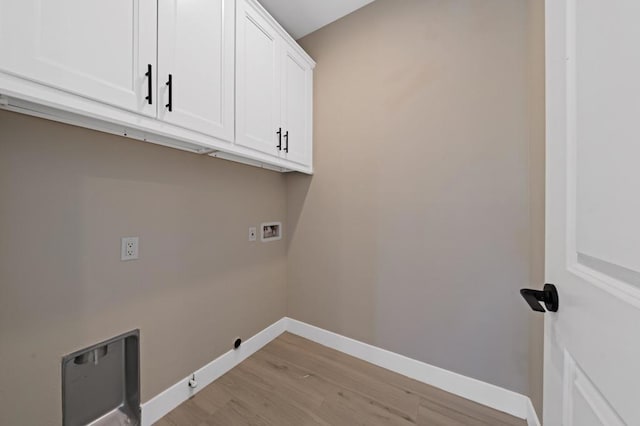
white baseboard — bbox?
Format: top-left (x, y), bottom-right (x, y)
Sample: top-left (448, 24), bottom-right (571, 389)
top-left (526, 398), bottom-right (542, 426)
top-left (141, 318), bottom-right (288, 426)
top-left (142, 317), bottom-right (541, 426)
top-left (287, 318), bottom-right (537, 422)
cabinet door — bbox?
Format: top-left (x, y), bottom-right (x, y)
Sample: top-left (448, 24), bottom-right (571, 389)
top-left (157, 0), bottom-right (234, 141)
top-left (235, 0), bottom-right (281, 156)
top-left (281, 47), bottom-right (313, 167)
top-left (0, 0), bottom-right (157, 116)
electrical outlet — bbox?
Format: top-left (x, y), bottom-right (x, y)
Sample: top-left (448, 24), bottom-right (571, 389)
top-left (121, 237), bottom-right (139, 261)
top-left (248, 227), bottom-right (257, 242)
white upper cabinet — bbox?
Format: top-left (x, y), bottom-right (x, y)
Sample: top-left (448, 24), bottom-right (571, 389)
top-left (157, 0), bottom-right (234, 141)
top-left (0, 0), bottom-right (314, 173)
top-left (281, 46), bottom-right (313, 166)
top-left (0, 0), bottom-right (157, 117)
top-left (235, 0), bottom-right (282, 156)
top-left (235, 0), bottom-right (315, 170)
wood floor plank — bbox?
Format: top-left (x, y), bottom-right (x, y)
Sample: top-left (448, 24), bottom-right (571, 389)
top-left (161, 397), bottom-right (215, 426)
top-left (318, 387), bottom-right (417, 426)
top-left (275, 333), bottom-right (523, 425)
top-left (155, 333), bottom-right (526, 426)
top-left (417, 397), bottom-right (493, 426)
top-left (242, 350), bottom-right (337, 410)
top-left (261, 335), bottom-right (421, 421)
top-left (417, 400), bottom-right (482, 426)
top-left (215, 365), bottom-right (328, 425)
top-left (204, 398), bottom-right (271, 426)
top-left (152, 418), bottom-right (175, 426)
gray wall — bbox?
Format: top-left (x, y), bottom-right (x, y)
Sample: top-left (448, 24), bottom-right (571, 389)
top-left (287, 0), bottom-right (545, 406)
top-left (527, 0), bottom-right (546, 415)
top-left (0, 110), bottom-right (288, 425)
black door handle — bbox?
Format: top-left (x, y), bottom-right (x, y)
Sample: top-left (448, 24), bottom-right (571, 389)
top-left (520, 283), bottom-right (559, 313)
top-left (165, 74), bottom-right (173, 111)
top-left (284, 130), bottom-right (289, 153)
top-left (145, 64), bottom-right (152, 105)
top-left (276, 128), bottom-right (282, 150)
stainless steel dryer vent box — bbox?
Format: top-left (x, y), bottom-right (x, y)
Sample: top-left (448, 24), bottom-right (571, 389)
top-left (62, 330), bottom-right (140, 426)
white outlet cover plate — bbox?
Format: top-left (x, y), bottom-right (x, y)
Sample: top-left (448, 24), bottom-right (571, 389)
top-left (249, 227), bottom-right (257, 242)
top-left (121, 237), bottom-right (139, 261)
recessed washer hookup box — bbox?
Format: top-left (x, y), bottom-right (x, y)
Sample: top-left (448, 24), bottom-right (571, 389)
top-left (62, 330), bottom-right (140, 426)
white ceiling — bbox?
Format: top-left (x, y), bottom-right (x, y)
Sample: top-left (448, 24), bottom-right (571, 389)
top-left (259, 0), bottom-right (376, 40)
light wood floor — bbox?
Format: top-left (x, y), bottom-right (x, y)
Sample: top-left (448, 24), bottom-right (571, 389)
top-left (155, 333), bottom-right (526, 426)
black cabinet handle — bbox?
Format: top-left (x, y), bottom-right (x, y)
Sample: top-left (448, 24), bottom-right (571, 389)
top-left (145, 64), bottom-right (152, 105)
top-left (284, 131), bottom-right (289, 153)
top-left (165, 74), bottom-right (173, 112)
top-left (276, 128), bottom-right (282, 150)
top-left (520, 283), bottom-right (559, 313)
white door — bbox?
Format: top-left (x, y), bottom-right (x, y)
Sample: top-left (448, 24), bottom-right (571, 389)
top-left (281, 47), bottom-right (312, 167)
top-left (157, 0), bottom-right (234, 141)
top-left (235, 0), bottom-right (281, 156)
top-left (0, 0), bottom-right (156, 116)
top-left (544, 0), bottom-right (640, 424)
